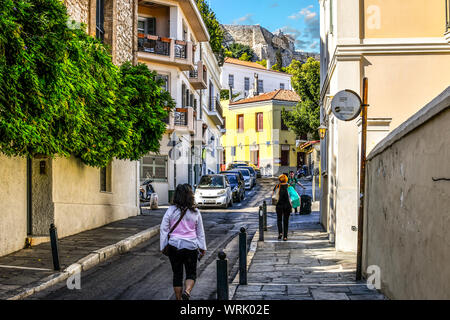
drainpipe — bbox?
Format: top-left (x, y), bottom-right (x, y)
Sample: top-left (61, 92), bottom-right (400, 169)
top-left (27, 158), bottom-right (32, 235)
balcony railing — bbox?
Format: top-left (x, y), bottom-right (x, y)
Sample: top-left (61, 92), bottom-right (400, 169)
top-left (209, 97), bottom-right (223, 116)
top-left (138, 34), bottom-right (170, 56)
top-left (174, 110), bottom-right (188, 126)
top-left (175, 42), bottom-right (187, 59)
top-left (189, 61), bottom-right (207, 89)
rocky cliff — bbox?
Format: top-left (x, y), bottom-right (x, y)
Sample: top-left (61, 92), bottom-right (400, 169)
top-left (221, 24), bottom-right (319, 67)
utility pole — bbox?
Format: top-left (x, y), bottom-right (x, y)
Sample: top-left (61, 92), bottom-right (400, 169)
top-left (356, 77), bottom-right (369, 281)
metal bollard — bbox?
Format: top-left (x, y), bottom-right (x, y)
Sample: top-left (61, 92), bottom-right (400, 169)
top-left (239, 227), bottom-right (247, 285)
top-left (258, 206), bottom-right (264, 241)
top-left (217, 251), bottom-right (229, 300)
top-left (49, 224), bottom-right (60, 271)
top-left (263, 200), bottom-right (267, 231)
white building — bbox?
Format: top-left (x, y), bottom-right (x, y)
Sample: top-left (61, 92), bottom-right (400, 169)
top-left (318, 0), bottom-right (450, 252)
top-left (137, 0), bottom-right (224, 204)
top-left (220, 58), bottom-right (292, 101)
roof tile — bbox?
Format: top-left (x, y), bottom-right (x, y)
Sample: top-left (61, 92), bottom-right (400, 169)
top-left (229, 90), bottom-right (300, 106)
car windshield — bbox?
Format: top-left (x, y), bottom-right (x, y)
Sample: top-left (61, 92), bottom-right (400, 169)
top-left (198, 176), bottom-right (225, 188)
top-left (238, 170), bottom-right (250, 177)
top-left (226, 175), bottom-right (238, 185)
top-left (243, 167), bottom-right (255, 174)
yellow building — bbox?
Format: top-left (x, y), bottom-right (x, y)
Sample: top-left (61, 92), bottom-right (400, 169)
top-left (221, 90), bottom-right (301, 177)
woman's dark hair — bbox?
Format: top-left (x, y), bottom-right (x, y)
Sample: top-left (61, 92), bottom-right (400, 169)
top-left (173, 184), bottom-right (196, 212)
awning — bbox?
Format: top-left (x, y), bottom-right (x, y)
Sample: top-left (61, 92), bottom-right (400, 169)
top-left (298, 140), bottom-right (320, 152)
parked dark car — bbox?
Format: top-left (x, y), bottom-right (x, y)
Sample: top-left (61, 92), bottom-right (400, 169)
top-left (221, 171), bottom-right (245, 202)
top-left (229, 168), bottom-right (253, 190)
top-left (240, 166), bottom-right (257, 187)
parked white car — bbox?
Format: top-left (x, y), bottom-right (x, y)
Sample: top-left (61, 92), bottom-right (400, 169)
top-left (195, 175), bottom-right (233, 209)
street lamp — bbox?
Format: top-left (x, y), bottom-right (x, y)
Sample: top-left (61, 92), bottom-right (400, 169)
top-left (318, 124), bottom-right (327, 140)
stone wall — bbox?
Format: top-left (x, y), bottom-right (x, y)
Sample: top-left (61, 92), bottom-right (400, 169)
top-left (362, 88), bottom-right (450, 299)
top-left (115, 0), bottom-right (135, 65)
top-left (221, 24), bottom-right (319, 67)
top-left (64, 0), bottom-right (135, 65)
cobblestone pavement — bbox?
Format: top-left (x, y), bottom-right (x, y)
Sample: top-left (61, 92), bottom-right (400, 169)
top-left (233, 208), bottom-right (387, 300)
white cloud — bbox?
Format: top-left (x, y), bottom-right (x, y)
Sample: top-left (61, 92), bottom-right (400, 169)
top-left (289, 5), bottom-right (317, 21)
top-left (232, 14), bottom-right (255, 25)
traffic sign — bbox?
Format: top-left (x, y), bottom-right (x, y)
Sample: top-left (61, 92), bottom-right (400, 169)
top-left (168, 147), bottom-right (181, 161)
top-left (167, 132), bottom-right (179, 147)
top-left (331, 90), bottom-right (362, 121)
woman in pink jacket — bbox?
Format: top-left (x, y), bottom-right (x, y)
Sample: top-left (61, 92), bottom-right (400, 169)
top-left (160, 184), bottom-right (206, 300)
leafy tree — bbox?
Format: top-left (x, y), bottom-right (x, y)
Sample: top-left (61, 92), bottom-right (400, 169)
top-left (224, 43), bottom-right (255, 61)
top-left (0, 0), bottom-right (174, 167)
top-left (195, 0), bottom-right (225, 65)
top-left (255, 59), bottom-right (267, 68)
top-left (239, 52), bottom-right (252, 62)
top-left (281, 58), bottom-right (320, 139)
top-left (220, 89), bottom-right (241, 101)
top-left (271, 50), bottom-right (288, 72)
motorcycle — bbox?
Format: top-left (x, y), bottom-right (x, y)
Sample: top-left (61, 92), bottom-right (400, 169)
top-left (139, 179), bottom-right (158, 209)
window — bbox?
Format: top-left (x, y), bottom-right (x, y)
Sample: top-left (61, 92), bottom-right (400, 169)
top-left (250, 150), bottom-right (259, 167)
top-left (141, 156), bottom-right (168, 182)
top-left (237, 114), bottom-right (244, 133)
top-left (244, 77), bottom-right (250, 91)
top-left (329, 0), bottom-right (334, 34)
top-left (96, 0), bottom-right (105, 42)
top-left (182, 83), bottom-right (186, 107)
top-left (231, 146), bottom-right (236, 157)
top-left (228, 74), bottom-right (234, 89)
top-left (256, 112), bottom-right (263, 132)
top-left (281, 146), bottom-right (290, 166)
top-left (281, 114), bottom-right (289, 130)
top-left (280, 83), bottom-right (285, 90)
top-left (137, 17), bottom-right (157, 35)
top-left (209, 81), bottom-right (215, 110)
top-left (257, 79), bottom-right (264, 93)
top-left (156, 74), bottom-right (169, 92)
top-left (100, 162), bottom-right (112, 192)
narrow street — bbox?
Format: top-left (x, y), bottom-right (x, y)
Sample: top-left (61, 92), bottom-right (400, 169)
top-left (28, 178), bottom-right (285, 300)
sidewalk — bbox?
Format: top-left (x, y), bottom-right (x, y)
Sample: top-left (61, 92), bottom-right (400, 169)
top-left (0, 206), bottom-right (166, 300)
top-left (232, 205), bottom-right (387, 300)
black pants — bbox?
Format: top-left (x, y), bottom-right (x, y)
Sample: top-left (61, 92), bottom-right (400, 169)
top-left (168, 245), bottom-right (198, 287)
top-left (276, 206), bottom-right (291, 238)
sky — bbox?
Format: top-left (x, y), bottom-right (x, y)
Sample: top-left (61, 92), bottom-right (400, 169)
top-left (206, 0), bottom-right (320, 53)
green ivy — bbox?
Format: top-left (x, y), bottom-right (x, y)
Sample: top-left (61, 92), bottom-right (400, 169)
top-left (0, 0), bottom-right (174, 167)
top-left (195, 0), bottom-right (225, 65)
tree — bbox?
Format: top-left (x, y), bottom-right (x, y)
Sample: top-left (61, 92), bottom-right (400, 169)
top-left (255, 59), bottom-right (267, 68)
top-left (0, 0), bottom-right (174, 167)
top-left (220, 89), bottom-right (241, 101)
top-left (224, 43), bottom-right (255, 61)
top-left (281, 58), bottom-right (320, 139)
top-left (195, 0), bottom-right (225, 65)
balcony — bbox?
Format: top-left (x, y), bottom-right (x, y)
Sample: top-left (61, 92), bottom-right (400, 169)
top-left (205, 97), bottom-right (224, 126)
top-left (138, 35), bottom-right (195, 71)
top-left (167, 107), bottom-right (195, 134)
top-left (189, 61), bottom-right (207, 90)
